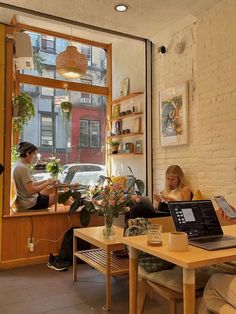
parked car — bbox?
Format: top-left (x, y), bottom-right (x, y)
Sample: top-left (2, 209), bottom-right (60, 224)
top-left (59, 163), bottom-right (106, 186)
top-left (32, 163), bottom-right (106, 187)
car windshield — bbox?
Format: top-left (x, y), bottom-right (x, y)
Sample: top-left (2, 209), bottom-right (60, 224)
top-left (61, 165), bottom-right (69, 172)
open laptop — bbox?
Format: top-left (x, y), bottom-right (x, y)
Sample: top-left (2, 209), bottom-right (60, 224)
top-left (168, 200), bottom-right (236, 250)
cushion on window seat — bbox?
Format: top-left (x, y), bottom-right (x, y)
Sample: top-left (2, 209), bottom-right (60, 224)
top-left (192, 189), bottom-right (204, 200)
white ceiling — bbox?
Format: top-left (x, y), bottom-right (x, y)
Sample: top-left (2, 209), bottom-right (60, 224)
top-left (0, 0), bottom-right (220, 42)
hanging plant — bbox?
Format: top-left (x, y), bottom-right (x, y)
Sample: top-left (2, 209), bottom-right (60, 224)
top-left (60, 101), bottom-right (72, 118)
top-left (12, 92), bottom-right (35, 133)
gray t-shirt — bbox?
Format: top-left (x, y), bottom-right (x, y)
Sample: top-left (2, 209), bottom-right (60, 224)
top-left (13, 160), bottom-right (37, 211)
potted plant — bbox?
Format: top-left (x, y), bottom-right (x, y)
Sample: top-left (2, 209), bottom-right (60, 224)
top-left (12, 92), bottom-right (35, 133)
top-left (60, 101), bottom-right (72, 117)
top-left (109, 140), bottom-right (120, 154)
top-left (61, 166), bottom-right (145, 228)
top-left (46, 157), bottom-right (61, 180)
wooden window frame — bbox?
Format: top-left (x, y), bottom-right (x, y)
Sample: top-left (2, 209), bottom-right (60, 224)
top-left (3, 23), bottom-right (112, 216)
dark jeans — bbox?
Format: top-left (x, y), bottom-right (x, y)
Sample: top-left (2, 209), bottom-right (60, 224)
top-left (125, 202), bottom-right (170, 221)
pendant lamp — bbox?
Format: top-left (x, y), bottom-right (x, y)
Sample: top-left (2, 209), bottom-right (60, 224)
top-left (56, 46), bottom-right (88, 79)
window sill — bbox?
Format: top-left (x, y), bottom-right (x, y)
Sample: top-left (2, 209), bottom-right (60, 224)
top-left (3, 206), bottom-right (70, 218)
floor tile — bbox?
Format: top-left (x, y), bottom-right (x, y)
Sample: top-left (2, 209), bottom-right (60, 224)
top-left (0, 263), bottom-right (173, 314)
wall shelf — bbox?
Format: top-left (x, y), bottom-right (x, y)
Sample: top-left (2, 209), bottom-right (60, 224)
top-left (111, 112), bottom-right (143, 122)
top-left (108, 132), bottom-right (143, 139)
top-left (109, 153), bottom-right (143, 157)
top-left (111, 92), bottom-right (143, 105)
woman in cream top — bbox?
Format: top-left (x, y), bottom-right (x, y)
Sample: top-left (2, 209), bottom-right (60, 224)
top-left (154, 164), bottom-right (192, 205)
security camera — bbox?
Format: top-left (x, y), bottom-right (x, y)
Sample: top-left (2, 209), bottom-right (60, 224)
top-left (157, 46), bottom-right (167, 54)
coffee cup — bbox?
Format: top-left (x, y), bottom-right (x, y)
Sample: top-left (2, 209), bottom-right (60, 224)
top-left (168, 232), bottom-right (188, 252)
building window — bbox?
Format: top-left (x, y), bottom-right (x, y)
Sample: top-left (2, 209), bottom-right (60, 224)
top-left (40, 114), bottom-right (53, 146)
top-left (41, 35), bottom-right (55, 53)
top-left (80, 120), bottom-right (99, 147)
top-left (90, 121), bottom-right (100, 147)
top-left (41, 86), bottom-right (54, 96)
top-left (80, 79), bottom-right (92, 103)
top-left (81, 45), bottom-right (92, 66)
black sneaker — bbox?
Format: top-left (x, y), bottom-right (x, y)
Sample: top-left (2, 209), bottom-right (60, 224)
top-left (47, 253), bottom-right (69, 271)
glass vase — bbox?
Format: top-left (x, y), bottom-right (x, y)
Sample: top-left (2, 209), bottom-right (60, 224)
top-left (50, 172), bottom-right (58, 180)
top-left (103, 214), bottom-right (115, 238)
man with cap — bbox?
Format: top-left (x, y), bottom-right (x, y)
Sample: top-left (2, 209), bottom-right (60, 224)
top-left (13, 141), bottom-right (57, 211)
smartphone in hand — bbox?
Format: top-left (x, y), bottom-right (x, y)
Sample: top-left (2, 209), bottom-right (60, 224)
top-left (214, 195), bottom-right (236, 219)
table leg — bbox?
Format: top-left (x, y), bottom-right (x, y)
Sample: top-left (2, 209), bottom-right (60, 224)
top-left (105, 249), bottom-right (111, 311)
top-left (73, 234), bottom-right (78, 282)
top-left (54, 187), bottom-right (58, 212)
top-left (129, 247), bottom-right (138, 314)
top-left (183, 268), bottom-right (195, 314)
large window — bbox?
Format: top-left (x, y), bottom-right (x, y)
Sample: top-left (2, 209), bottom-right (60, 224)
top-left (80, 120), bottom-right (100, 148)
top-left (19, 84), bottom-right (105, 165)
top-left (5, 26), bottom-right (110, 216)
top-left (22, 31), bottom-right (107, 87)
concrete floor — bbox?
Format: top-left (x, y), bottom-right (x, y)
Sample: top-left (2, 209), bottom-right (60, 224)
top-left (0, 262), bottom-right (177, 314)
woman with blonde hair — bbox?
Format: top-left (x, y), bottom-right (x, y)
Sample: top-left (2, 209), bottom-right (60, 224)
top-left (154, 164), bottom-right (192, 205)
top-left (127, 165), bottom-right (192, 220)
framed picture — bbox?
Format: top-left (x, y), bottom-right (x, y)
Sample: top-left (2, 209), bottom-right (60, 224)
top-left (120, 78), bottom-right (130, 96)
top-left (134, 140), bottom-right (143, 154)
top-left (159, 82), bottom-right (188, 146)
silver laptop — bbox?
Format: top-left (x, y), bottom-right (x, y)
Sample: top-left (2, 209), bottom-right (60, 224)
top-left (168, 200), bottom-right (236, 251)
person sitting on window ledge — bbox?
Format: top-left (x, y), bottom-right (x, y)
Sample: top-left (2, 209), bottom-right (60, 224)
top-left (13, 141), bottom-right (58, 212)
top-left (127, 164), bottom-right (192, 219)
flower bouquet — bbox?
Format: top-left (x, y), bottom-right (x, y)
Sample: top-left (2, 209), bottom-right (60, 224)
top-left (66, 167), bottom-right (144, 230)
top-left (91, 183), bottom-right (140, 238)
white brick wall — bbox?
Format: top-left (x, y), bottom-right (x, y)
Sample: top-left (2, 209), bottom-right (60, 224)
top-left (152, 0), bottom-right (236, 206)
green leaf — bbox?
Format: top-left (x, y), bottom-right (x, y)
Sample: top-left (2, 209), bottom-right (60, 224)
top-left (71, 191), bottom-right (81, 200)
top-left (80, 207), bottom-right (91, 227)
top-left (58, 190), bottom-right (72, 204)
top-left (83, 200), bottom-right (95, 212)
top-left (69, 199), bottom-right (81, 214)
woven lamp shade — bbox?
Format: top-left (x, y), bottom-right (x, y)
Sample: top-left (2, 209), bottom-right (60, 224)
top-left (56, 46), bottom-right (88, 79)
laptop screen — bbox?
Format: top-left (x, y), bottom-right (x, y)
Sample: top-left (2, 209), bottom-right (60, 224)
top-left (168, 200), bottom-right (223, 238)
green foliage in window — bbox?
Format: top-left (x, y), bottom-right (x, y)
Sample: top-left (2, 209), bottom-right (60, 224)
top-left (12, 92), bottom-right (35, 133)
top-left (11, 145), bottom-right (19, 166)
top-left (33, 49), bottom-right (45, 76)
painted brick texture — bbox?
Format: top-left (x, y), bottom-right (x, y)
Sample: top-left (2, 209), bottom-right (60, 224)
top-left (153, 0), bottom-right (236, 205)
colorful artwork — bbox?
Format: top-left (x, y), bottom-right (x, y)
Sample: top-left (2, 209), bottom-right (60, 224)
top-left (160, 82), bottom-right (188, 146)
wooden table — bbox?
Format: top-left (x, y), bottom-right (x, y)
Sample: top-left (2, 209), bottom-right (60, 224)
top-left (73, 226), bottom-right (129, 310)
top-left (121, 225), bottom-right (236, 314)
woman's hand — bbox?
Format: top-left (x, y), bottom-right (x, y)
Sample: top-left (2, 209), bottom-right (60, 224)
top-left (153, 193), bottom-right (175, 202)
top-left (161, 195), bottom-right (176, 202)
top-left (153, 194), bottom-right (162, 203)
top-left (219, 207), bottom-right (236, 224)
